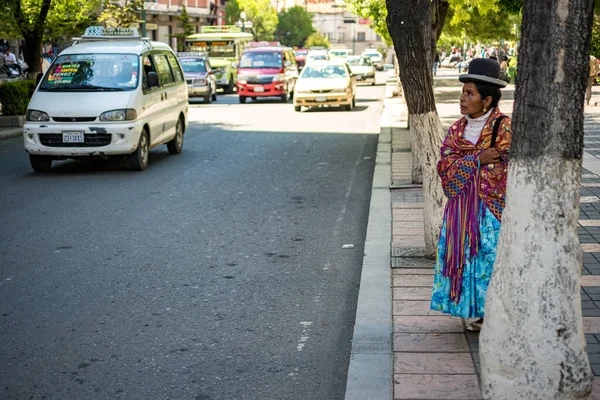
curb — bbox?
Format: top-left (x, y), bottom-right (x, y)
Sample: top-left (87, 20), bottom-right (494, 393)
top-left (0, 127), bottom-right (23, 140)
top-left (344, 83), bottom-right (394, 400)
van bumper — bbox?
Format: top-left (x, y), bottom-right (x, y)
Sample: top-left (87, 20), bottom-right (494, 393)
top-left (237, 82), bottom-right (286, 97)
top-left (23, 122), bottom-right (143, 157)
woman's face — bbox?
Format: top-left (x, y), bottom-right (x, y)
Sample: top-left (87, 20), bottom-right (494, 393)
top-left (460, 82), bottom-right (489, 118)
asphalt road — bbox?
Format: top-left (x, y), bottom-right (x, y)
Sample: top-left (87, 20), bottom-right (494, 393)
top-left (0, 74), bottom-right (386, 400)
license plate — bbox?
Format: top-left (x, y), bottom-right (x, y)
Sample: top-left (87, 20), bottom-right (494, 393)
top-left (254, 86), bottom-right (264, 92)
top-left (316, 97), bottom-right (327, 102)
top-left (62, 131), bottom-right (84, 143)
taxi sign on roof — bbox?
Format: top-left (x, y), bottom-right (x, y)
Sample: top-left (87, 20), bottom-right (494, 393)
top-left (82, 26), bottom-right (140, 39)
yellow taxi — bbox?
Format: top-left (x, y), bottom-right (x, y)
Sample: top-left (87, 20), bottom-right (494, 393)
top-left (292, 60), bottom-right (356, 112)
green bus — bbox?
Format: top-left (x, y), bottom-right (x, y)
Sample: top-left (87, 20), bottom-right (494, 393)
top-left (185, 26), bottom-right (253, 93)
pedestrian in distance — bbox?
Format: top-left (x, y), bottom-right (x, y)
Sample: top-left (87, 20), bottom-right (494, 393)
top-left (586, 54), bottom-right (600, 105)
top-left (430, 58), bottom-right (512, 332)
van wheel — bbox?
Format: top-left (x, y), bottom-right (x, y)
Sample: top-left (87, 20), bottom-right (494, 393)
top-left (345, 102), bottom-right (353, 111)
top-left (239, 96), bottom-right (247, 104)
top-left (224, 77), bottom-right (235, 94)
top-left (29, 155), bottom-right (52, 172)
top-left (280, 94), bottom-right (287, 103)
top-left (212, 91), bottom-right (217, 101)
top-left (167, 119), bottom-right (184, 155)
top-left (130, 129), bottom-right (150, 171)
top-left (294, 106), bottom-right (301, 112)
top-left (204, 94), bottom-right (212, 103)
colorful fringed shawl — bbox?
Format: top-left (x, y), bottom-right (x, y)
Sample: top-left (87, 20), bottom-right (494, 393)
top-left (437, 107), bottom-right (512, 302)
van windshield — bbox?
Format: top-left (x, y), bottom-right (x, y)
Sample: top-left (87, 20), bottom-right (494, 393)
top-left (239, 51), bottom-right (282, 69)
top-left (39, 53), bottom-right (139, 92)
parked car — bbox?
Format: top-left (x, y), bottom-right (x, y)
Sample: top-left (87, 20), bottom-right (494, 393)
top-left (346, 55), bottom-right (376, 85)
top-left (177, 52), bottom-right (217, 103)
top-left (23, 26), bottom-right (188, 172)
top-left (293, 60), bottom-right (356, 112)
top-left (236, 45), bottom-right (298, 103)
top-left (361, 49), bottom-right (384, 71)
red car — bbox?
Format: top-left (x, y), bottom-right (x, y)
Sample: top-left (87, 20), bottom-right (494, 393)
top-left (294, 48), bottom-right (309, 70)
top-left (236, 46), bottom-right (299, 103)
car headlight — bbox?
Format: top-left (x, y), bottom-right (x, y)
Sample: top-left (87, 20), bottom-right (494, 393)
top-left (345, 88), bottom-right (352, 94)
top-left (237, 75), bottom-right (248, 84)
top-left (26, 109), bottom-right (50, 122)
top-left (99, 109), bottom-right (137, 121)
top-left (273, 73), bottom-right (285, 82)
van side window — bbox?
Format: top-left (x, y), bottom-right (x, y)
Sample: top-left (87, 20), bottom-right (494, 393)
top-left (166, 53), bottom-right (184, 83)
top-left (153, 54), bottom-right (174, 85)
top-left (142, 55), bottom-right (158, 90)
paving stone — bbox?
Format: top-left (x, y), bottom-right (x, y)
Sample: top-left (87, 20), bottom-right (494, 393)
top-left (583, 301), bottom-right (598, 310)
top-left (393, 300), bottom-right (443, 316)
top-left (582, 277), bottom-right (600, 287)
top-left (393, 315), bottom-right (464, 333)
top-left (393, 275), bottom-right (434, 287)
top-left (394, 352), bottom-right (476, 374)
top-left (583, 244), bottom-right (600, 252)
top-left (393, 268), bottom-right (435, 275)
top-left (587, 334), bottom-right (599, 343)
top-left (583, 317), bottom-right (600, 334)
top-left (392, 202), bottom-right (424, 209)
top-left (392, 247), bottom-right (428, 258)
top-left (393, 333), bottom-right (469, 352)
top-left (392, 257), bottom-right (436, 268)
top-left (587, 343), bottom-right (600, 353)
top-left (393, 237), bottom-right (426, 247)
top-left (583, 309), bottom-right (600, 317)
top-left (392, 227), bottom-right (425, 236)
top-left (393, 287), bottom-right (432, 301)
top-left (592, 364), bottom-right (600, 376)
top-left (393, 374), bottom-right (481, 399)
top-left (585, 286), bottom-right (600, 294)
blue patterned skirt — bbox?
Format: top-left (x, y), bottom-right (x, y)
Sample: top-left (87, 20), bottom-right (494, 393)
top-left (430, 203), bottom-right (501, 318)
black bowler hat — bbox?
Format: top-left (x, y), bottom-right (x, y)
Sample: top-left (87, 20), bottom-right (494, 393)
top-left (459, 58), bottom-right (507, 88)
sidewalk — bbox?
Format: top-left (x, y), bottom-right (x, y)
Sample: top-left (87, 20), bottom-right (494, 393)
top-left (0, 126), bottom-right (22, 140)
top-left (389, 68), bottom-right (600, 399)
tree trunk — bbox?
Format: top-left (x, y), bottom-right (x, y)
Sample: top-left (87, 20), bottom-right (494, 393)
top-left (24, 34), bottom-right (42, 78)
top-left (10, 0), bottom-right (51, 78)
top-left (386, 0), bottom-right (445, 258)
top-left (430, 0), bottom-right (449, 68)
top-left (480, 0), bottom-right (595, 398)
top-left (410, 124), bottom-right (423, 184)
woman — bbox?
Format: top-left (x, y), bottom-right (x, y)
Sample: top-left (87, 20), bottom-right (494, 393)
top-left (430, 58), bottom-right (512, 331)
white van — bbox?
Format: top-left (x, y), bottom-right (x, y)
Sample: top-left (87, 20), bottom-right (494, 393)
top-left (24, 27), bottom-right (188, 172)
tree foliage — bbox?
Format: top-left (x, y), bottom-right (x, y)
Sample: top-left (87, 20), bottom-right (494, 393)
top-left (441, 5), bottom-right (520, 45)
top-left (227, 0), bottom-right (278, 41)
top-left (276, 6), bottom-right (314, 48)
top-left (99, 0), bottom-right (144, 28)
top-left (225, 0), bottom-right (241, 25)
top-left (173, 4), bottom-right (195, 51)
top-left (344, 0), bottom-right (392, 46)
top-left (304, 31), bottom-right (331, 49)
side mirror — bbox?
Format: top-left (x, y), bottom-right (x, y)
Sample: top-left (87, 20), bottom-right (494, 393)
top-left (148, 71), bottom-right (160, 88)
top-left (36, 72), bottom-right (43, 85)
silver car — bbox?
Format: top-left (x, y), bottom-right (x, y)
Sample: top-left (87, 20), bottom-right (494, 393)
top-left (177, 52), bottom-right (217, 103)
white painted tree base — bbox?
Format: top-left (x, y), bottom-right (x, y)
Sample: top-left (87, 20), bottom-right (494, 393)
top-left (409, 111), bottom-right (445, 258)
top-left (481, 157), bottom-right (593, 399)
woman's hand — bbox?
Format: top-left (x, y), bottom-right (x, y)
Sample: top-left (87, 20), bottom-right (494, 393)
top-left (480, 148), bottom-right (501, 165)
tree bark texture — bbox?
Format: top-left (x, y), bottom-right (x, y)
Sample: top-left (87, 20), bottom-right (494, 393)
top-left (429, 0), bottom-right (449, 76)
top-left (410, 124), bottom-right (423, 184)
top-left (386, 0), bottom-right (445, 258)
top-left (481, 0), bottom-right (595, 398)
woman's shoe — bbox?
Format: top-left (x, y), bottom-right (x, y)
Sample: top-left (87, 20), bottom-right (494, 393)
top-left (466, 318), bottom-right (484, 332)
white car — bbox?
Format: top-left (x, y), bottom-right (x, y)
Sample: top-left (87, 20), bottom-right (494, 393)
top-left (346, 56), bottom-right (376, 85)
top-left (361, 49), bottom-right (384, 71)
top-left (23, 26), bottom-right (189, 172)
